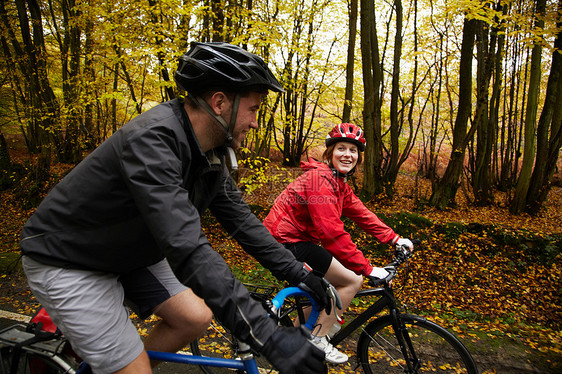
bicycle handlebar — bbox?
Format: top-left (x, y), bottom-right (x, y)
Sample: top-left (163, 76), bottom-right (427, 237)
top-left (270, 287), bottom-right (319, 330)
top-left (368, 238), bottom-right (421, 287)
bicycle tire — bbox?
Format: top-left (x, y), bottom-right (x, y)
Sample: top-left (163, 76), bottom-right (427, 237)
top-left (0, 345), bottom-right (78, 374)
top-left (357, 314), bottom-right (478, 374)
top-left (190, 314), bottom-right (293, 374)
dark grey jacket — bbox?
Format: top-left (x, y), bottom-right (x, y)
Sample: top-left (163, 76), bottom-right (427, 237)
top-left (21, 98), bottom-right (306, 349)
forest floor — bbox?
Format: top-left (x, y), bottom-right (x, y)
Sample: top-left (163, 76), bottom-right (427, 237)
top-left (0, 134), bottom-right (561, 373)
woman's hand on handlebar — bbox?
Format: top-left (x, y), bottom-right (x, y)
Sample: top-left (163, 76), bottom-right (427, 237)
top-left (367, 267), bottom-right (396, 286)
top-left (368, 238), bottom-right (421, 286)
top-left (369, 267), bottom-right (390, 279)
top-left (396, 237), bottom-right (414, 250)
top-left (395, 238), bottom-right (421, 261)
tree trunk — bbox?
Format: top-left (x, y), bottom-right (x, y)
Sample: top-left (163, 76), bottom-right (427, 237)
top-left (148, 0), bottom-right (175, 101)
top-left (113, 42), bottom-right (142, 115)
top-left (429, 17), bottom-right (477, 209)
top-left (250, 41), bottom-right (279, 159)
top-left (57, 0), bottom-right (83, 164)
top-left (490, 3), bottom-right (507, 187)
top-left (422, 13), bottom-right (446, 182)
top-left (253, 94), bottom-right (281, 158)
top-left (0, 131), bottom-right (11, 173)
top-left (385, 0), bottom-right (403, 199)
top-left (525, 0), bottom-right (562, 214)
top-left (360, 0), bottom-right (384, 199)
top-left (112, 64), bottom-right (119, 134)
top-left (511, 0), bottom-right (546, 214)
top-left (499, 28), bottom-right (521, 190)
top-left (7, 0), bottom-right (57, 179)
top-left (472, 16), bottom-right (496, 206)
top-left (399, 0), bottom-right (420, 180)
top-left (83, 2), bottom-right (95, 148)
top-left (274, 0), bottom-right (327, 166)
top-left (211, 0), bottom-right (224, 42)
top-left (342, 0), bottom-right (358, 123)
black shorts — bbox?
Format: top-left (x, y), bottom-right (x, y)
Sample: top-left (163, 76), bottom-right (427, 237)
top-left (283, 242), bottom-right (333, 276)
top-left (119, 260), bottom-right (187, 319)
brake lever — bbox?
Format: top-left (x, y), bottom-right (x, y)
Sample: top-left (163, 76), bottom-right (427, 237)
top-left (369, 239), bottom-right (420, 288)
top-left (327, 283), bottom-right (342, 310)
top-left (327, 284), bottom-right (344, 324)
top-left (395, 238), bottom-right (420, 260)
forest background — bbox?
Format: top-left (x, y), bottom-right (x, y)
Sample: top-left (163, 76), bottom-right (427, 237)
top-left (0, 0), bottom-right (561, 373)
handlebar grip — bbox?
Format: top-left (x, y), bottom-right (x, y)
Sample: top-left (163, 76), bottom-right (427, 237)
top-left (271, 287), bottom-right (319, 331)
top-left (368, 277), bottom-right (385, 287)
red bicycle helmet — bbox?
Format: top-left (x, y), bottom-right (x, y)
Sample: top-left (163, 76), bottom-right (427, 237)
top-left (325, 123), bottom-right (366, 151)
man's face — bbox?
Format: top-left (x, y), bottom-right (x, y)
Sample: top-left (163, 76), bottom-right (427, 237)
top-left (228, 91), bottom-right (264, 149)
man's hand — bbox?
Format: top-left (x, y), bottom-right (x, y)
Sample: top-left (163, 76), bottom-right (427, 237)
top-left (261, 326), bottom-right (325, 374)
top-left (298, 272), bottom-right (332, 315)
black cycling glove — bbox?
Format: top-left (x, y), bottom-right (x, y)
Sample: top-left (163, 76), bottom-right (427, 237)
top-left (298, 272), bottom-right (332, 315)
top-left (260, 326), bottom-right (325, 374)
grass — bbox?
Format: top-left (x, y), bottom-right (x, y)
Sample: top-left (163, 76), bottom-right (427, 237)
top-left (0, 251), bottom-right (22, 274)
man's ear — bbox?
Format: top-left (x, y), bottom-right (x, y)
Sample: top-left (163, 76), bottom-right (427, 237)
top-left (209, 91), bottom-right (228, 115)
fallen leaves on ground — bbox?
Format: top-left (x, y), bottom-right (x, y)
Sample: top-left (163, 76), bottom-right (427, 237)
top-left (1, 165), bottom-right (561, 372)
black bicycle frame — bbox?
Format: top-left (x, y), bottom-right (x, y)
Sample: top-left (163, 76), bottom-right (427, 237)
top-left (390, 308), bottom-right (421, 371)
top-left (329, 286), bottom-right (395, 347)
top-left (329, 285), bottom-right (425, 373)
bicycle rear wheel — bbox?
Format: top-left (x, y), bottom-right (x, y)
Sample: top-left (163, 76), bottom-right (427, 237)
top-left (189, 317), bottom-right (237, 374)
top-left (357, 314), bottom-right (478, 374)
top-left (0, 346), bottom-right (78, 374)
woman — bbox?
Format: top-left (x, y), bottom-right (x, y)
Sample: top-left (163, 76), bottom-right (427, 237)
top-left (264, 123), bottom-right (413, 364)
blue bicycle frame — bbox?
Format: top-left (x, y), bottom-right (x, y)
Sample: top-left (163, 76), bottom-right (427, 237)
top-left (77, 287), bottom-right (318, 374)
top-left (146, 349), bottom-right (260, 373)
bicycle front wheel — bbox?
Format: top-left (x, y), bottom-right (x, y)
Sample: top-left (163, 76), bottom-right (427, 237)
top-left (357, 314), bottom-right (478, 374)
top-left (190, 314), bottom-right (293, 374)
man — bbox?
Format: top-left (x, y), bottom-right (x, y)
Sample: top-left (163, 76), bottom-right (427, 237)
top-left (20, 42), bottom-right (328, 374)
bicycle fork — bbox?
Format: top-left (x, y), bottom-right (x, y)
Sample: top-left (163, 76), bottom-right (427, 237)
top-left (236, 341), bottom-right (260, 374)
top-left (390, 309), bottom-right (421, 373)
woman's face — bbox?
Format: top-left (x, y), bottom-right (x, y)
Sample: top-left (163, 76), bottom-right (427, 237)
top-left (331, 141), bottom-right (358, 174)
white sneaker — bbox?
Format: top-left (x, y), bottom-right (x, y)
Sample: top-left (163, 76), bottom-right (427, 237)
top-left (311, 336), bottom-right (348, 364)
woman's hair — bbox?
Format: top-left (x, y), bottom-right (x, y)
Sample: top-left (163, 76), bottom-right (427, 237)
top-left (322, 142), bottom-right (363, 167)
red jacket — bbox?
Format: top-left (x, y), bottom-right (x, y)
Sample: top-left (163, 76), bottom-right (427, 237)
top-left (264, 159), bottom-right (399, 276)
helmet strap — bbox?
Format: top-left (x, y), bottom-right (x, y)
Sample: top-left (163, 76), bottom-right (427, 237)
top-left (228, 94), bottom-right (240, 142)
top-left (192, 94), bottom-right (238, 145)
top-left (330, 167), bottom-right (348, 180)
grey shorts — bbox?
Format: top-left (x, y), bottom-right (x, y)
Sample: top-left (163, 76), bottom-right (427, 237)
top-left (22, 256), bottom-right (187, 373)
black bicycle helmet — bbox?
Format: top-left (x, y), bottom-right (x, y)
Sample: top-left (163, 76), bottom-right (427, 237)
top-left (174, 42), bottom-right (284, 94)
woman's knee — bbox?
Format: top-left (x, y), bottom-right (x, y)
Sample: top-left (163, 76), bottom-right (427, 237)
top-left (340, 272), bottom-right (362, 293)
top-left (353, 272), bottom-right (363, 287)
top-left (325, 260), bottom-right (362, 289)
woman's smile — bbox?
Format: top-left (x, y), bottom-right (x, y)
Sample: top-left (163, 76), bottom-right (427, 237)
top-left (332, 142), bottom-right (358, 174)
